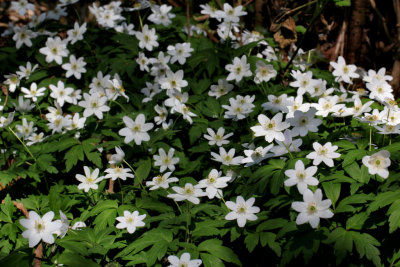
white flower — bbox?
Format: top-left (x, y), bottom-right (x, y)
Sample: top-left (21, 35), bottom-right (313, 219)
top-left (119, 114), bottom-right (154, 145)
top-left (136, 52), bottom-right (150, 72)
top-left (26, 132), bottom-right (45, 146)
top-left (20, 211), bottom-right (62, 247)
top-left (154, 105), bottom-right (168, 125)
top-left (363, 67), bottom-right (392, 83)
top-left (291, 189), bottom-right (333, 228)
top-left (216, 3), bottom-right (247, 23)
top-left (104, 166), bottom-right (134, 180)
top-left (159, 70), bottom-right (188, 93)
top-left (254, 61), bottom-right (277, 84)
top-left (241, 144), bottom-right (274, 167)
top-left (225, 55), bottom-right (252, 82)
top-left (211, 147), bottom-right (244, 166)
top-left (49, 81), bottom-right (73, 107)
top-left (75, 166), bottom-right (103, 192)
top-left (251, 113), bottom-right (290, 143)
top-left (330, 56), bottom-right (359, 84)
top-left (11, 0), bottom-right (35, 16)
top-left (67, 22), bottom-right (87, 44)
top-left (146, 172), bottom-right (178, 190)
top-left (54, 211), bottom-right (69, 238)
top-left (21, 82), bottom-right (46, 102)
top-left (366, 79), bottom-right (394, 102)
top-left (312, 96), bottom-right (344, 117)
top-left (289, 70), bottom-right (316, 95)
top-left (141, 82), bottom-right (161, 102)
top-left (15, 118), bottom-right (36, 139)
top-left (225, 196), bottom-right (260, 227)
top-left (208, 79), bottom-right (234, 98)
top-left (109, 146), bottom-right (125, 165)
top-left (153, 148), bottom-right (180, 173)
top-left (287, 108), bottom-right (322, 137)
top-left (167, 183), bottom-right (205, 204)
top-left (261, 94), bottom-right (294, 113)
top-left (4, 73), bottom-right (20, 93)
top-left (116, 211), bottom-right (146, 234)
top-left (39, 36), bottom-right (69, 65)
top-left (135, 24), bottom-right (158, 51)
top-left (306, 142), bottom-right (341, 167)
top-left (196, 169), bottom-right (231, 199)
top-left (362, 150), bottom-right (390, 178)
top-left (284, 160), bottom-right (318, 194)
top-left (71, 221), bottom-right (86, 230)
top-left (175, 104), bottom-right (197, 124)
top-left (222, 95), bottom-right (255, 120)
top-left (167, 252), bottom-right (202, 267)
top-left (62, 55), bottom-right (87, 79)
top-left (167, 42), bottom-right (193, 65)
top-left (16, 62), bottom-right (38, 80)
top-left (78, 93), bottom-right (110, 119)
top-left (203, 127), bottom-right (233, 146)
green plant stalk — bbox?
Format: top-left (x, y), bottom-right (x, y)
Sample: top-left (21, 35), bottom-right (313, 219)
top-left (122, 160), bottom-right (146, 191)
top-left (282, 142), bottom-right (294, 159)
top-left (185, 201), bottom-right (191, 243)
top-left (118, 178), bottom-right (124, 204)
top-left (369, 125), bottom-right (372, 151)
top-left (8, 127), bottom-right (37, 161)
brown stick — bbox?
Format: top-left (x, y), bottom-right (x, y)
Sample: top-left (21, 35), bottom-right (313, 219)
top-left (33, 243), bottom-right (43, 267)
top-left (329, 20), bottom-right (347, 71)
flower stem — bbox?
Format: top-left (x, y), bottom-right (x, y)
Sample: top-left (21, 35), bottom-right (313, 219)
top-left (8, 127), bottom-right (36, 161)
top-left (369, 125), bottom-right (372, 151)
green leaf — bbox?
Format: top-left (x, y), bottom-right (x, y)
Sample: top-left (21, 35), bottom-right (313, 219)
top-left (336, 193), bottom-right (374, 213)
top-left (351, 232), bottom-right (381, 266)
top-left (200, 253), bottom-right (224, 267)
top-left (322, 182), bottom-right (341, 207)
top-left (367, 191), bottom-right (400, 213)
top-left (342, 149), bottom-right (367, 167)
top-left (335, 140), bottom-right (356, 150)
top-left (295, 25), bottom-right (307, 33)
top-left (256, 218), bottom-right (288, 232)
top-left (198, 239), bottom-right (241, 266)
top-left (88, 200), bottom-right (118, 218)
top-left (259, 232), bottom-right (281, 256)
top-left (117, 228), bottom-right (173, 259)
top-left (64, 145), bottom-right (84, 172)
top-left (37, 154), bottom-right (58, 173)
top-left (93, 209), bottom-right (117, 230)
top-left (135, 158), bottom-right (151, 184)
top-left (346, 212), bottom-right (368, 230)
top-left (334, 0), bottom-right (351, 6)
top-left (344, 162), bottom-right (370, 183)
top-left (328, 227), bottom-right (353, 264)
top-left (0, 194), bottom-right (15, 223)
top-left (244, 233), bottom-right (259, 252)
top-left (58, 252), bottom-right (100, 267)
top-left (192, 79), bottom-right (211, 95)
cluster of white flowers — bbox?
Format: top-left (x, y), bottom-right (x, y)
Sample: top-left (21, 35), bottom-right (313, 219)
top-left (5, 0), bottom-right (400, 262)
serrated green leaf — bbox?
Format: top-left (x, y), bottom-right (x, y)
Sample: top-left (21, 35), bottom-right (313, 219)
top-left (200, 253), bottom-right (224, 267)
top-left (346, 212), bottom-right (368, 230)
top-left (198, 239), bottom-right (241, 266)
top-left (64, 145), bottom-right (84, 172)
top-left (244, 232), bottom-right (259, 252)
